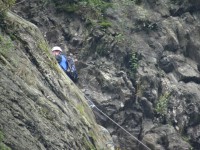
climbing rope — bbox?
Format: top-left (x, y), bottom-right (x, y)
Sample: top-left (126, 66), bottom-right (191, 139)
top-left (84, 96), bottom-right (151, 150)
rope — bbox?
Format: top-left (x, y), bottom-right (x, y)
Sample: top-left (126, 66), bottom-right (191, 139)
top-left (94, 106), bottom-right (151, 150)
top-left (84, 96), bottom-right (151, 150)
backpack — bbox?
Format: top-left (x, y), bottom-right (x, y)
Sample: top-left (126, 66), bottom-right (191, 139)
top-left (67, 56), bottom-right (78, 82)
top-left (57, 54), bottom-right (78, 82)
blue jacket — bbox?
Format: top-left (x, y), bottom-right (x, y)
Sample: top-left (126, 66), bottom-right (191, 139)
top-left (56, 54), bottom-right (78, 82)
top-left (56, 55), bottom-right (68, 71)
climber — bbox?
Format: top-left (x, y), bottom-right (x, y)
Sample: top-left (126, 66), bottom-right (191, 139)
top-left (51, 46), bottom-right (78, 82)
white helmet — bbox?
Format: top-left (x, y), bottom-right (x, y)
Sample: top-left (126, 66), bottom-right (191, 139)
top-left (52, 46), bottom-right (62, 52)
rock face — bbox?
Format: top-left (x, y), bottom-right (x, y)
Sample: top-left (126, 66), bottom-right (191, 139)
top-left (0, 11), bottom-right (114, 150)
top-left (5, 0), bottom-right (200, 149)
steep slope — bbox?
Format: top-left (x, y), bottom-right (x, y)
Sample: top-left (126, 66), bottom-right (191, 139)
top-left (10, 0), bottom-right (200, 149)
top-left (0, 11), bottom-right (114, 150)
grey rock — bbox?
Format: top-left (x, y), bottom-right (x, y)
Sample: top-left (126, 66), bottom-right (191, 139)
top-left (0, 11), bottom-right (113, 150)
top-left (10, 0), bottom-right (200, 149)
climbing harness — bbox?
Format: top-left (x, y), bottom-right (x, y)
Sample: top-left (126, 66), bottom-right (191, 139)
top-left (84, 96), bottom-right (151, 150)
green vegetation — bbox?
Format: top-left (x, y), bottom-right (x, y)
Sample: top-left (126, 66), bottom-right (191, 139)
top-left (86, 18), bottom-right (112, 29)
top-left (83, 136), bottom-right (96, 150)
top-left (83, 129), bottom-right (103, 150)
top-left (128, 50), bottom-right (139, 81)
top-left (115, 33), bottom-right (125, 44)
top-left (135, 0), bottom-right (142, 5)
top-left (0, 131), bottom-right (3, 144)
top-left (85, 0), bottom-right (112, 12)
top-left (155, 91), bottom-right (170, 115)
top-left (0, 130), bottom-right (11, 150)
top-left (51, 0), bottom-right (112, 28)
top-left (76, 103), bottom-right (93, 125)
top-left (96, 43), bottom-right (109, 56)
top-left (38, 39), bottom-right (49, 54)
top-left (99, 20), bottom-right (112, 28)
top-left (55, 3), bottom-right (78, 13)
top-left (52, 0), bottom-right (111, 14)
top-left (130, 50), bottom-right (138, 74)
top-left (0, 0), bottom-right (15, 19)
top-left (84, 0), bottom-right (112, 28)
top-left (0, 0), bottom-right (15, 12)
top-left (0, 0), bottom-right (15, 29)
top-left (77, 104), bottom-right (85, 116)
top-left (133, 5), bottom-right (158, 31)
top-left (0, 34), bottom-right (13, 59)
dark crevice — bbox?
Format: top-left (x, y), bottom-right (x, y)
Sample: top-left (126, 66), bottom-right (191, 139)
top-left (89, 136), bottom-right (96, 149)
top-left (179, 76), bottom-right (200, 84)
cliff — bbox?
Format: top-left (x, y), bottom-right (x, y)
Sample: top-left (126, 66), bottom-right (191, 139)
top-left (0, 9), bottom-right (113, 150)
top-left (1, 0), bottom-right (200, 149)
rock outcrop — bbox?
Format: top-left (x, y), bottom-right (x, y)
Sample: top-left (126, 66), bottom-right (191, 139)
top-left (0, 11), bottom-right (114, 150)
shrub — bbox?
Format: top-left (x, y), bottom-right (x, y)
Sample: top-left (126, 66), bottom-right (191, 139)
top-left (52, 0), bottom-right (112, 22)
top-left (84, 0), bottom-right (112, 12)
top-left (115, 33), bottom-right (125, 44)
top-left (99, 20), bottom-right (112, 28)
top-left (52, 0), bottom-right (112, 14)
top-left (155, 91), bottom-right (170, 116)
top-left (130, 50), bottom-right (138, 74)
